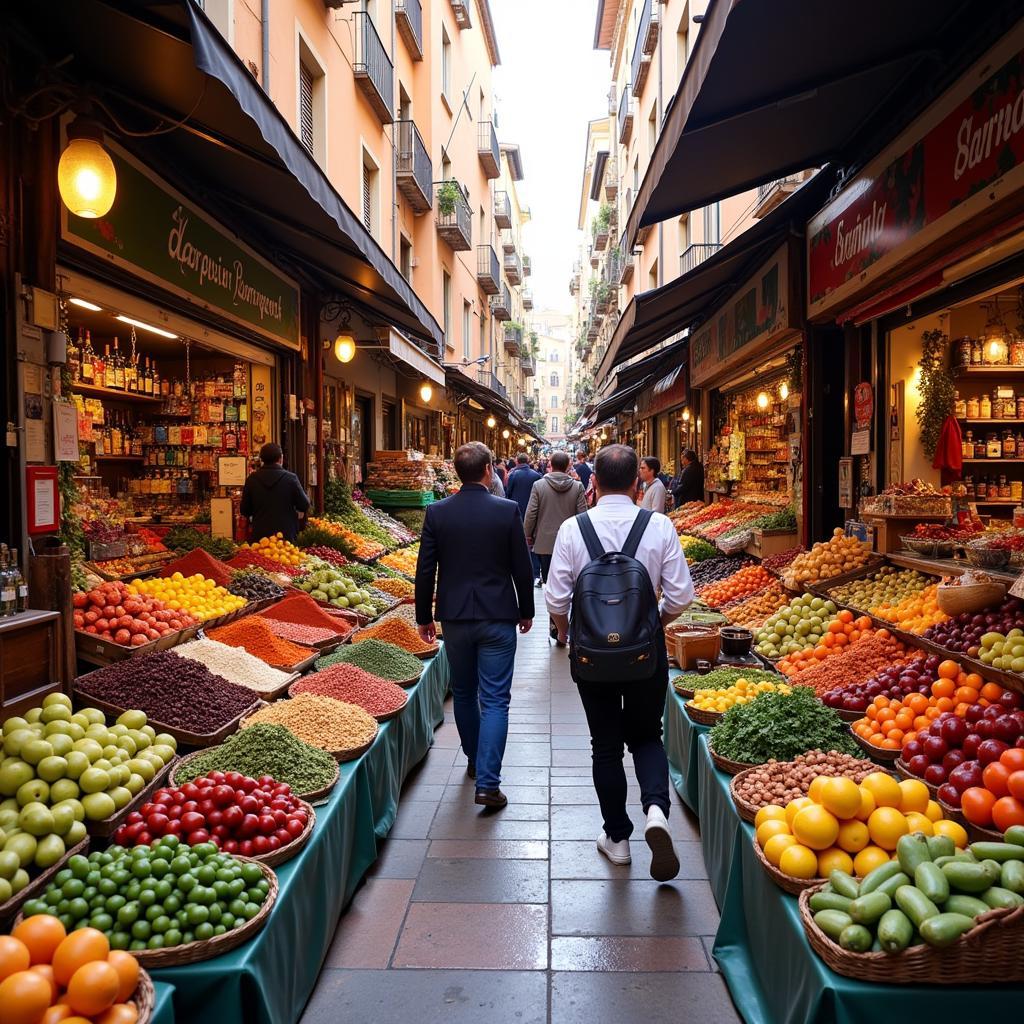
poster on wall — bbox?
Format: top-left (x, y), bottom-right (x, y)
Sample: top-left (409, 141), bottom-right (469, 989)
top-left (53, 402), bottom-right (79, 462)
top-left (838, 458), bottom-right (854, 508)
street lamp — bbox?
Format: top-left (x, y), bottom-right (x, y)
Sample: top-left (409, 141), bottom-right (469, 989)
top-left (486, 415), bottom-right (496, 429)
top-left (58, 116), bottom-right (117, 219)
top-left (502, 429), bottom-right (510, 439)
top-left (756, 391), bottom-right (770, 411)
top-left (334, 335), bottom-right (356, 363)
top-left (419, 381), bottom-right (433, 403)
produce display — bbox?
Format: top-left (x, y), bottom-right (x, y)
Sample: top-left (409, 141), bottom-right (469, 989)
top-left (21, 839), bottom-right (271, 951)
top-left (0, 920), bottom-right (144, 1023)
top-left (828, 566), bottom-right (934, 613)
top-left (698, 565), bottom-right (774, 607)
top-left (261, 620), bottom-right (341, 646)
top-left (780, 632), bottom-right (909, 698)
top-left (293, 566), bottom-right (377, 615)
top-left (129, 573), bottom-right (247, 623)
top-left (240, 694), bottom-right (378, 755)
top-left (163, 527), bottom-right (238, 563)
top-left (239, 534), bottom-right (304, 568)
top-left (709, 687), bottom-right (861, 765)
top-left (227, 549), bottom-right (302, 578)
top-left (314, 638), bottom-right (424, 683)
top-left (956, 746), bottom-right (1024, 831)
top-left (722, 586), bottom-right (791, 627)
top-left (754, 594), bottom-right (839, 659)
top-left (761, 546), bottom-right (805, 574)
top-left (208, 618), bottom-right (312, 670)
top-left (73, 581), bottom-right (197, 647)
top-left (299, 545), bottom-right (351, 568)
top-left (677, 536), bottom-right (718, 563)
top-left (921, 596), bottom-right (1024, 658)
top-left (174, 724), bottom-right (338, 796)
top-left (226, 570), bottom-right (286, 604)
top-left (171, 639), bottom-right (291, 696)
top-left (75, 652), bottom-right (257, 736)
top-left (301, 518), bottom-right (386, 562)
top-left (323, 480), bottom-right (402, 550)
top-left (691, 678), bottom-right (793, 715)
top-left (158, 549), bottom-right (233, 587)
top-left (292, 665), bottom-right (408, 721)
top-left (733, 751), bottom-right (878, 811)
top-left (862, 479), bottom-right (951, 516)
top-left (353, 500), bottom-right (419, 547)
top-left (870, 582), bottom-right (948, 633)
top-left (112, 772), bottom-right (309, 857)
top-left (776, 611), bottom-right (876, 677)
top-left (258, 593), bottom-right (351, 634)
top-left (369, 576), bottom-right (415, 598)
top-left (376, 545), bottom-right (419, 577)
top-left (806, 831), bottom-right (1024, 958)
top-left (689, 555), bottom-right (756, 589)
top-left (91, 552), bottom-right (174, 579)
top-left (821, 655), bottom-right (942, 714)
top-left (755, 772), bottom-right (960, 881)
top-left (675, 667), bottom-right (782, 693)
top-left (351, 619), bottom-right (437, 654)
top-left (782, 529), bottom-right (874, 588)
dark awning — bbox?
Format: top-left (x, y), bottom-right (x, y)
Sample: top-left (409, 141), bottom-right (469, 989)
top-left (10, 0), bottom-right (443, 352)
top-left (626, 0), bottom-right (980, 244)
top-left (607, 337), bottom-right (688, 395)
top-left (591, 375), bottom-right (651, 423)
top-left (445, 370), bottom-right (543, 442)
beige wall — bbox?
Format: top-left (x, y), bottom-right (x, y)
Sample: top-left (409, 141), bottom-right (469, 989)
top-left (533, 309), bottom-right (573, 441)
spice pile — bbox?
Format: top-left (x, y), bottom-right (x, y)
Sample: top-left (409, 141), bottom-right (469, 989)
top-left (227, 569), bottom-right (286, 603)
top-left (228, 549), bottom-right (302, 577)
top-left (370, 576), bottom-right (415, 598)
top-left (241, 693), bottom-right (378, 754)
top-left (176, 723), bottom-right (338, 795)
top-left (172, 637), bottom-right (292, 695)
top-left (209, 616), bottom-right (312, 668)
top-left (315, 638), bottom-right (423, 683)
top-left (292, 664), bottom-right (408, 720)
top-left (263, 619), bottom-right (343, 646)
top-left (352, 618), bottom-right (436, 654)
top-left (259, 593), bottom-right (351, 634)
top-left (732, 750), bottom-right (878, 811)
top-left (158, 548), bottom-right (233, 587)
top-left (786, 631), bottom-right (909, 697)
top-left (75, 650), bottom-right (257, 734)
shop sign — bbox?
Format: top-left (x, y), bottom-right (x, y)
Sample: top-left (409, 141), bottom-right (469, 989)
top-left (639, 365), bottom-right (687, 418)
top-left (62, 139), bottom-right (300, 351)
top-left (809, 27), bottom-right (1024, 319)
top-left (690, 244), bottom-right (792, 388)
top-left (854, 382), bottom-right (873, 429)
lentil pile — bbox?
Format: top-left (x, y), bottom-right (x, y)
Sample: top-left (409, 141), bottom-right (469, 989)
top-left (242, 693), bottom-right (378, 754)
top-left (75, 650), bottom-right (256, 733)
top-left (209, 616), bottom-right (312, 667)
top-left (259, 592), bottom-right (350, 633)
top-left (227, 569), bottom-right (286, 603)
top-left (314, 638), bottom-right (423, 683)
top-left (732, 750), bottom-right (877, 811)
top-left (176, 723), bottom-right (338, 794)
top-left (158, 548), bottom-right (234, 586)
top-left (292, 664), bottom-right (408, 720)
top-left (263, 619), bottom-right (342, 645)
top-left (352, 617), bottom-right (435, 654)
top-left (370, 576), bottom-right (414, 598)
top-left (172, 637), bottom-right (291, 694)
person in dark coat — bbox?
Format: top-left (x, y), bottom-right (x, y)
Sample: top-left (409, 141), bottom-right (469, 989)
top-left (415, 442), bottom-right (535, 808)
top-left (671, 449), bottom-right (705, 508)
top-left (505, 453), bottom-right (544, 586)
top-left (239, 443), bottom-right (310, 542)
top-left (573, 450), bottom-right (593, 490)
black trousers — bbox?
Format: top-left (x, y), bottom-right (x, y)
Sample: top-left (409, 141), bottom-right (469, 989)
top-left (536, 553), bottom-right (552, 583)
top-left (577, 667), bottom-right (671, 843)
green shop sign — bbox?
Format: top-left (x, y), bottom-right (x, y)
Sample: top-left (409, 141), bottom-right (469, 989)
top-left (61, 140), bottom-right (300, 350)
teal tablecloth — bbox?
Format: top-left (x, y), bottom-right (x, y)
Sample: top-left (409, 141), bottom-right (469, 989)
top-left (664, 689), bottom-right (1024, 1024)
top-left (152, 981), bottom-right (175, 1024)
top-left (151, 648), bottom-right (450, 1024)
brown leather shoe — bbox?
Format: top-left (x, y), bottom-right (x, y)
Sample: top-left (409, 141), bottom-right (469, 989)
top-left (474, 788), bottom-right (508, 808)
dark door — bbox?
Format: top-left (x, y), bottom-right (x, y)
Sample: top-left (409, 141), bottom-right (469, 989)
top-left (354, 394), bottom-right (373, 482)
top-left (382, 400), bottom-right (397, 450)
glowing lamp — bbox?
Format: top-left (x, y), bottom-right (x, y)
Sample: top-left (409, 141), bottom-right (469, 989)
top-left (502, 429), bottom-right (510, 439)
top-left (419, 382), bottom-right (433, 403)
top-left (779, 381), bottom-right (789, 401)
top-left (486, 415), bottom-right (497, 429)
top-left (756, 391), bottom-right (770, 411)
top-left (58, 119), bottom-right (117, 219)
top-left (681, 408), bottom-right (691, 422)
top-left (334, 335), bottom-right (356, 363)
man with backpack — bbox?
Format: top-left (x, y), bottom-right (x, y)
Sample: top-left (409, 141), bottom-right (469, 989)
top-left (546, 445), bottom-right (695, 880)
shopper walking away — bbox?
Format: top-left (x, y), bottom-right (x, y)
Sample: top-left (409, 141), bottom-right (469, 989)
top-left (505, 453), bottom-right (543, 586)
top-left (574, 450), bottom-right (593, 490)
top-left (239, 443), bottom-right (310, 543)
top-left (671, 448), bottom-right (705, 507)
top-left (488, 459), bottom-right (507, 498)
top-left (639, 456), bottom-right (667, 513)
top-left (547, 444), bottom-right (695, 880)
top-left (415, 443), bottom-right (534, 808)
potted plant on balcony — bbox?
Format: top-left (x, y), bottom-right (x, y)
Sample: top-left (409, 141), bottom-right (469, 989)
top-left (437, 181), bottom-right (461, 217)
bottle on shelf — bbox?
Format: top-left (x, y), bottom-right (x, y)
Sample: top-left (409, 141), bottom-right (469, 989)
top-left (125, 350), bottom-right (138, 393)
top-left (980, 392), bottom-right (992, 419)
top-left (963, 430), bottom-right (974, 459)
top-left (987, 432), bottom-right (1001, 458)
top-left (102, 343), bottom-right (116, 389)
top-left (966, 394), bottom-right (980, 418)
top-left (112, 337), bottom-right (125, 390)
top-left (66, 330), bottom-right (81, 384)
top-left (0, 547), bottom-right (16, 617)
top-left (954, 390), bottom-right (967, 418)
top-left (9, 551), bottom-right (27, 613)
top-left (1004, 429), bottom-right (1016, 458)
top-left (80, 329), bottom-right (95, 384)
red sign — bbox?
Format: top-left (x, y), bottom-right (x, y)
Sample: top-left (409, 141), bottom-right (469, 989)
top-left (26, 466), bottom-right (59, 535)
top-left (854, 382), bottom-right (873, 429)
top-left (809, 31), bottom-right (1024, 317)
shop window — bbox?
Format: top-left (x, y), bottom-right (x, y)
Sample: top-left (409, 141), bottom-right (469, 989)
top-left (442, 270), bottom-right (452, 350)
top-left (361, 148), bottom-right (380, 237)
top-left (462, 301), bottom-right (471, 360)
top-left (297, 36), bottom-right (326, 167)
top-left (550, 372), bottom-right (559, 388)
top-left (441, 27), bottom-right (452, 103)
top-left (703, 202), bottom-right (720, 245)
top-left (400, 235), bottom-right (412, 282)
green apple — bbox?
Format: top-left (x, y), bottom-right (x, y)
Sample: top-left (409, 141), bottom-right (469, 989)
top-left (50, 779), bottom-right (79, 804)
top-left (36, 756), bottom-right (68, 784)
top-left (0, 849), bottom-right (19, 880)
top-left (127, 729), bottom-right (150, 751)
top-left (109, 724), bottom-right (129, 737)
top-left (71, 738), bottom-right (103, 762)
top-left (81, 791), bottom-right (115, 821)
top-left (81, 708), bottom-right (106, 726)
top-left (42, 691), bottom-right (72, 709)
top-left (10, 868), bottom-right (28, 894)
top-left (17, 802), bottom-right (54, 838)
top-left (0, 759), bottom-right (34, 797)
top-left (23, 708), bottom-right (41, 724)
top-left (16, 779), bottom-right (49, 808)
top-left (3, 729), bottom-right (35, 758)
top-left (116, 736), bottom-right (137, 757)
top-left (1, 717), bottom-right (29, 737)
top-left (19, 739), bottom-right (53, 766)
top-left (108, 786), bottom-right (133, 811)
top-left (127, 759), bottom-right (154, 783)
top-left (124, 773), bottom-right (146, 796)
top-left (4, 831), bottom-right (36, 867)
top-left (49, 801), bottom-right (76, 836)
top-left (64, 820), bottom-right (86, 845)
top-left (79, 767), bottom-right (110, 795)
top-left (149, 744), bottom-right (176, 766)
top-left (116, 709), bottom-right (147, 730)
top-left (47, 734), bottom-right (74, 758)
top-left (64, 751), bottom-right (90, 781)
top-left (34, 834), bottom-right (65, 868)
top-left (39, 704), bottom-right (71, 725)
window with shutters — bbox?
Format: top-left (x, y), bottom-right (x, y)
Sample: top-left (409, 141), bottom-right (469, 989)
top-left (463, 302), bottom-right (471, 360)
top-left (550, 373), bottom-right (559, 388)
top-left (297, 35), bottom-right (326, 168)
top-left (551, 416), bottom-right (559, 434)
top-left (362, 148), bottom-right (380, 237)
top-left (400, 236), bottom-right (413, 281)
top-left (299, 65), bottom-right (314, 154)
top-left (442, 271), bottom-right (452, 349)
top-left (550, 394), bottom-right (558, 410)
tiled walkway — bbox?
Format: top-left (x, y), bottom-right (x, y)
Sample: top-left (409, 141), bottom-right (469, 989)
top-left (302, 596), bottom-right (742, 1023)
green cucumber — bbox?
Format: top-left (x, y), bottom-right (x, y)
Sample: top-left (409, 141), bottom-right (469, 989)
top-left (980, 886), bottom-right (1024, 910)
top-left (828, 870), bottom-right (859, 900)
top-left (955, 849), bottom-right (978, 862)
top-left (942, 860), bottom-right (999, 894)
top-left (839, 923), bottom-right (873, 952)
top-left (896, 833), bottom-right (932, 877)
top-left (894, 885), bottom-right (940, 929)
top-left (944, 894), bottom-right (991, 918)
top-left (1001, 859), bottom-right (1024, 895)
top-left (926, 835), bottom-right (955, 861)
top-left (914, 862), bottom-right (950, 905)
top-left (1003, 825), bottom-right (1024, 848)
top-left (970, 841), bottom-right (1024, 863)
top-left (933, 856), bottom-right (957, 868)
top-left (919, 912), bottom-right (976, 948)
top-left (876, 908), bottom-right (914, 953)
top-left (813, 909), bottom-right (853, 942)
top-left (874, 871), bottom-right (911, 898)
top-left (848, 891), bottom-right (891, 926)
top-left (859, 860), bottom-right (904, 895)
top-left (809, 892), bottom-right (853, 914)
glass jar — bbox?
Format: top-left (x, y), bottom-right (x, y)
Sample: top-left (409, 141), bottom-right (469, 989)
top-left (963, 430), bottom-right (974, 458)
top-left (976, 434), bottom-right (987, 459)
top-left (966, 476), bottom-right (976, 498)
top-left (981, 393), bottom-right (993, 419)
top-left (1000, 474), bottom-right (1011, 498)
top-left (954, 390), bottom-right (967, 418)
top-left (1012, 335), bottom-right (1024, 366)
top-left (971, 337), bottom-right (984, 365)
top-left (987, 433), bottom-right (1002, 458)
top-left (1018, 395), bottom-right (1024, 419)
top-left (977, 476), bottom-right (988, 498)
top-left (955, 337), bottom-right (974, 367)
top-left (966, 395), bottom-right (981, 418)
top-left (1004, 430), bottom-right (1017, 457)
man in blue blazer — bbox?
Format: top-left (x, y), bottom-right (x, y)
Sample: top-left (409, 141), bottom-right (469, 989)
top-left (416, 442), bottom-right (535, 808)
top-left (505, 452), bottom-right (543, 585)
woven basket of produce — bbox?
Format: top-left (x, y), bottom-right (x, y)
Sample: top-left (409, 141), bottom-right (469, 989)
top-left (0, 838), bottom-right (90, 927)
top-left (684, 702), bottom-right (723, 727)
top-left (752, 835), bottom-right (826, 894)
top-left (938, 798), bottom-right (1002, 843)
top-left (239, 694), bottom-right (379, 763)
top-left (851, 729), bottom-right (902, 764)
top-left (935, 580), bottom-right (1007, 617)
top-left (893, 758), bottom-right (939, 797)
top-left (133, 969), bottom-right (157, 1024)
top-left (252, 800), bottom-right (316, 868)
top-left (708, 743), bottom-right (756, 775)
top-left (672, 680), bottom-right (695, 700)
top-left (798, 884), bottom-right (1024, 984)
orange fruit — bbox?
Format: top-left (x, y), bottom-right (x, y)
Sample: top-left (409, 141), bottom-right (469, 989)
top-left (837, 819), bottom-right (870, 853)
top-left (932, 678), bottom-right (955, 698)
top-left (817, 847), bottom-right (854, 876)
top-left (785, 797), bottom-right (815, 828)
top-left (792, 805), bottom-right (840, 851)
top-left (0, 936), bottom-right (31, 983)
top-left (762, 833), bottom-right (799, 867)
top-left (818, 777), bottom-right (862, 819)
top-left (854, 786), bottom-right (877, 822)
top-left (95, 1006), bottom-right (140, 1024)
top-left (65, 960), bottom-right (120, 1017)
top-left (932, 819), bottom-right (968, 848)
top-left (853, 845), bottom-right (891, 877)
top-left (756, 819), bottom-right (791, 847)
top-left (868, 807), bottom-right (910, 850)
top-left (13, 916), bottom-right (67, 966)
top-left (105, 951), bottom-right (139, 1004)
top-left (0, 969), bottom-right (53, 1024)
top-left (52, 929), bottom-right (110, 987)
top-left (40, 1006), bottom-right (75, 1024)
top-left (754, 805), bottom-right (787, 828)
top-left (925, 800), bottom-right (943, 822)
top-left (861, 772), bottom-right (902, 809)
top-left (897, 779), bottom-right (931, 815)
top-left (980, 682), bottom-right (1005, 703)
top-left (903, 812), bottom-right (934, 835)
top-left (779, 844), bottom-right (819, 879)
top-left (28, 964), bottom-right (57, 1002)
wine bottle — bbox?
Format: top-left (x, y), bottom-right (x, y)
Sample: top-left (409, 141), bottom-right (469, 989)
top-left (80, 329), bottom-right (95, 384)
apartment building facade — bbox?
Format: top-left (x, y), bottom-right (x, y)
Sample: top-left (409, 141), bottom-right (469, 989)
top-left (530, 310), bottom-right (574, 444)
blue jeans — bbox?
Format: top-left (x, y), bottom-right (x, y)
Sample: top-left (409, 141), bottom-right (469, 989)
top-left (530, 550), bottom-right (541, 579)
top-left (441, 620), bottom-right (517, 790)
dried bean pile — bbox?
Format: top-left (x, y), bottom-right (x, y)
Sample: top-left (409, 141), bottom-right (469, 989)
top-left (75, 650), bottom-right (256, 733)
top-left (314, 638), bottom-right (423, 683)
top-left (158, 548), bottom-right (233, 587)
top-left (760, 546), bottom-right (806, 574)
top-left (732, 750), bottom-right (877, 811)
top-left (209, 616), bottom-right (312, 667)
top-left (176, 723), bottom-right (338, 794)
top-left (688, 555), bottom-right (755, 589)
top-left (172, 637), bottom-right (291, 694)
top-left (263, 619), bottom-right (341, 645)
top-left (352, 618), bottom-right (435, 654)
top-left (370, 576), bottom-right (415, 598)
top-left (242, 693), bottom-right (378, 753)
top-left (292, 663), bottom-right (408, 720)
top-left (227, 569), bottom-right (286, 603)
top-left (259, 592), bottom-right (349, 633)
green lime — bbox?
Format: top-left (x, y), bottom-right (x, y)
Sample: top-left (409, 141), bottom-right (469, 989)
top-left (117, 903), bottom-right (139, 926)
top-left (151, 915), bottom-right (171, 934)
top-left (62, 878), bottom-right (85, 898)
top-left (131, 920), bottom-right (151, 940)
top-left (68, 897), bottom-right (89, 920)
top-left (164, 928), bottom-right (182, 947)
top-left (220, 913), bottom-right (235, 930)
top-left (110, 931), bottom-right (131, 950)
top-left (186, 904), bottom-right (209, 926)
top-left (90, 913), bottom-right (113, 932)
top-left (195, 922), bottom-right (214, 941)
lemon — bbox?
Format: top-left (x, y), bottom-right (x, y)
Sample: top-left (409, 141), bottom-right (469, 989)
top-left (779, 843), bottom-right (819, 879)
top-left (816, 847), bottom-right (854, 877)
top-left (763, 833), bottom-right (798, 867)
top-left (792, 805), bottom-right (840, 851)
top-left (924, 800), bottom-right (943, 823)
top-left (853, 844), bottom-right (891, 877)
top-left (807, 776), bottom-right (829, 804)
top-left (854, 786), bottom-right (877, 822)
top-left (754, 805), bottom-right (787, 828)
top-left (756, 819), bottom-right (791, 848)
top-left (897, 779), bottom-right (930, 815)
top-left (818, 777), bottom-right (862, 820)
top-left (836, 819), bottom-right (870, 854)
top-left (867, 806), bottom-right (909, 851)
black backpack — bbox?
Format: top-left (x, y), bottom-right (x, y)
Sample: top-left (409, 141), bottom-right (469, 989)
top-left (568, 509), bottom-right (663, 684)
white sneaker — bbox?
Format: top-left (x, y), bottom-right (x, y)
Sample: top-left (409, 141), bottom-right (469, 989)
top-left (644, 806), bottom-right (680, 881)
top-left (596, 831), bottom-right (632, 865)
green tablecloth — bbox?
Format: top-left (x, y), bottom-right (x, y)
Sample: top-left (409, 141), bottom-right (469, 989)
top-left (152, 981), bottom-right (175, 1024)
top-left (664, 690), bottom-right (1024, 1024)
top-left (151, 648), bottom-right (450, 1024)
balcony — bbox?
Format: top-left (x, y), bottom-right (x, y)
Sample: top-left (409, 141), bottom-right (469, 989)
top-left (587, 317), bottom-right (600, 341)
top-left (607, 82), bottom-right (617, 117)
top-left (631, 0), bottom-right (654, 97)
top-left (476, 244), bottom-right (501, 295)
top-left (589, 245), bottom-right (599, 269)
top-left (680, 242), bottom-right (722, 276)
top-left (478, 119), bottom-right (500, 179)
top-left (394, 0), bottom-right (423, 60)
top-left (449, 0), bottom-right (472, 29)
top-left (569, 274), bottom-right (579, 296)
top-left (504, 248), bottom-right (522, 285)
top-left (521, 353), bottom-right (535, 376)
top-left (604, 158), bottom-right (618, 201)
top-left (353, 12), bottom-right (394, 125)
top-left (523, 396), bottom-right (537, 418)
top-left (618, 87), bottom-right (635, 143)
top-left (477, 369), bottom-right (506, 401)
top-left (494, 191), bottom-right (512, 229)
top-left (435, 180), bottom-right (472, 250)
top-left (593, 223), bottom-right (609, 252)
top-left (753, 175), bottom-right (804, 219)
top-left (503, 323), bottom-right (523, 355)
top-left (619, 249), bottom-right (635, 284)
top-left (522, 255), bottom-right (531, 277)
top-left (641, 0), bottom-right (660, 54)
top-left (395, 120), bottom-right (432, 213)
top-left (522, 290), bottom-right (533, 310)
top-left (490, 284), bottom-right (511, 321)
top-left (501, 228), bottom-right (516, 254)
top-left (603, 251), bottom-right (621, 297)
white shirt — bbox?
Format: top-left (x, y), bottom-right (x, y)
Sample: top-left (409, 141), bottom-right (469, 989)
top-left (641, 478), bottom-right (667, 513)
top-left (546, 494), bottom-right (695, 618)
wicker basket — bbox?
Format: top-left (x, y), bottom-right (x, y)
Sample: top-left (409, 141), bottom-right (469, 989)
top-left (851, 729), bottom-right (901, 763)
top-left (287, 678), bottom-right (408, 723)
top-left (673, 682), bottom-right (696, 700)
top-left (798, 883), bottom-right (1024, 984)
top-left (752, 835), bottom-right (826, 894)
top-left (132, 969), bottom-right (157, 1024)
top-left (251, 800), bottom-right (316, 868)
top-left (935, 580), bottom-right (1007, 616)
top-left (938, 797), bottom-right (1003, 843)
top-left (834, 706), bottom-right (866, 723)
top-left (170, 748), bottom-right (340, 804)
top-left (684, 702), bottom-right (724, 727)
top-left (893, 757), bottom-right (939, 796)
top-left (0, 838), bottom-right (90, 927)
top-left (86, 756), bottom-right (179, 838)
top-left (729, 775), bottom-right (762, 823)
top-left (708, 743), bottom-right (755, 775)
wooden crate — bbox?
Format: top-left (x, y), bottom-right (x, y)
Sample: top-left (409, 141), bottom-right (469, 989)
top-left (744, 528), bottom-right (799, 560)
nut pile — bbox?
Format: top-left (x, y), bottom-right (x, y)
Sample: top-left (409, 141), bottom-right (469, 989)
top-left (292, 664), bottom-right (408, 720)
top-left (732, 750), bottom-right (878, 811)
top-left (171, 637), bottom-right (291, 695)
top-left (227, 569), bottom-right (286, 603)
top-left (241, 693), bottom-right (378, 754)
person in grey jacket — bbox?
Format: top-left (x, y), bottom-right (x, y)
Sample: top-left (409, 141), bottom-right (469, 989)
top-left (523, 451), bottom-right (587, 584)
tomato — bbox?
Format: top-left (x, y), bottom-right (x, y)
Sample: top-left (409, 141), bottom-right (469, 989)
top-left (1000, 748), bottom-right (1024, 773)
top-left (961, 786), bottom-right (997, 827)
top-left (992, 796), bottom-right (1024, 832)
top-left (1008, 771), bottom-right (1024, 802)
top-left (982, 761), bottom-right (1012, 798)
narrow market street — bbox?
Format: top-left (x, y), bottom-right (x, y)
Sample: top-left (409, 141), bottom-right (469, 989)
top-left (302, 593), bottom-right (740, 1023)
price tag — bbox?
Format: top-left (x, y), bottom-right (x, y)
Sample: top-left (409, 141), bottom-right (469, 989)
top-left (1009, 572), bottom-right (1024, 600)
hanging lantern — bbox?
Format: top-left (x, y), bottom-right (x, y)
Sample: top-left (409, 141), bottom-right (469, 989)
top-left (982, 309), bottom-right (1009, 365)
top-left (58, 117), bottom-right (117, 219)
top-left (486, 415), bottom-right (496, 429)
top-left (334, 334), bottom-right (356, 363)
top-left (756, 391), bottom-right (770, 411)
top-left (779, 381), bottom-right (790, 401)
top-left (681, 407), bottom-right (691, 422)
top-left (419, 381), bottom-right (433, 403)
top-left (502, 428), bottom-right (510, 439)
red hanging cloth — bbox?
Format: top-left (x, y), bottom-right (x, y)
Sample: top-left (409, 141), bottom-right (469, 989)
top-left (931, 414), bottom-right (963, 486)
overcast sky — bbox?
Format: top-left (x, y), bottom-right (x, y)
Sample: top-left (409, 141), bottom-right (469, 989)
top-left (491, 0), bottom-right (610, 315)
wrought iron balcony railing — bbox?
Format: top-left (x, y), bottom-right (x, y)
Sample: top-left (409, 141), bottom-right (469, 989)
top-left (395, 120), bottom-right (431, 213)
top-left (353, 12), bottom-right (393, 124)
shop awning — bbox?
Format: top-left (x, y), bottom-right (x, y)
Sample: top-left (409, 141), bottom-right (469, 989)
top-left (625, 0), bottom-right (977, 245)
top-left (445, 369), bottom-right (544, 442)
top-left (612, 337), bottom-right (689, 394)
top-left (590, 376), bottom-right (651, 424)
top-left (11, 0), bottom-right (444, 353)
